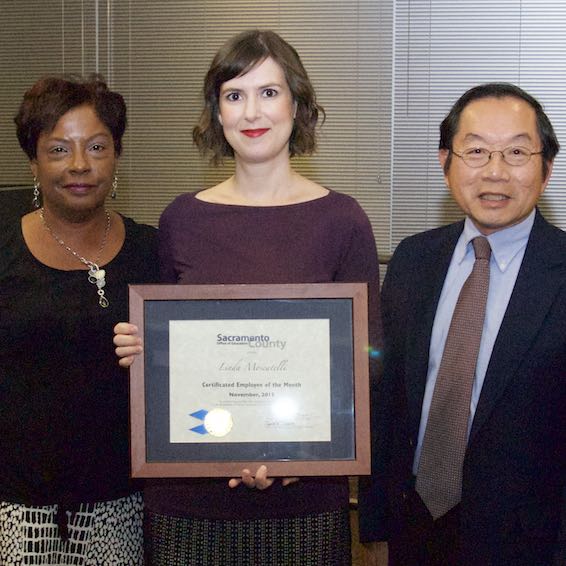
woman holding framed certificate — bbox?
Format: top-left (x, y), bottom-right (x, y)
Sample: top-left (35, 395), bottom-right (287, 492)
top-left (115, 29), bottom-right (381, 565)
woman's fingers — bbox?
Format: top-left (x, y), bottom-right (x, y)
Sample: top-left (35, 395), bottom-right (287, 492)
top-left (114, 323), bottom-right (142, 367)
top-left (228, 466), bottom-right (275, 490)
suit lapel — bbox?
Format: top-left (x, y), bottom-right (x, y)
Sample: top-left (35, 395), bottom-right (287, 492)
top-left (404, 223), bottom-right (463, 439)
top-left (469, 212), bottom-right (566, 442)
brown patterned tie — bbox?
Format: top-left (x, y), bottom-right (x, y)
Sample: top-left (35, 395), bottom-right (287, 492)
top-left (416, 236), bottom-right (491, 519)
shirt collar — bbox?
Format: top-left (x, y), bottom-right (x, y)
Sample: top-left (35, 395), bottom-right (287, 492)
top-left (454, 210), bottom-right (535, 272)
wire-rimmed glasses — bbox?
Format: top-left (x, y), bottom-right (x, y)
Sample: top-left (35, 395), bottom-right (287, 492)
top-left (451, 146), bottom-right (543, 168)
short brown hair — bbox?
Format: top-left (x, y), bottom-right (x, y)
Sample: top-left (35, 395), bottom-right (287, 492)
top-left (15, 74), bottom-right (127, 160)
top-left (193, 30), bottom-right (324, 165)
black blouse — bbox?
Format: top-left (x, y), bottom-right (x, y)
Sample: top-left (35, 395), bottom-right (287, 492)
top-left (0, 215), bottom-right (158, 506)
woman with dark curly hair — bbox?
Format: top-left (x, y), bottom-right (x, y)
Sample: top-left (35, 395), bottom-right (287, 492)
top-left (0, 76), bottom-right (158, 564)
top-left (115, 30), bottom-right (381, 565)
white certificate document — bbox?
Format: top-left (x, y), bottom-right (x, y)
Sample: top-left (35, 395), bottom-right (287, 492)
top-left (169, 319), bottom-right (330, 443)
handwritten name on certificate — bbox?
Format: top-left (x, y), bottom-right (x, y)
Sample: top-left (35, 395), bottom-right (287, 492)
top-left (169, 319), bottom-right (331, 443)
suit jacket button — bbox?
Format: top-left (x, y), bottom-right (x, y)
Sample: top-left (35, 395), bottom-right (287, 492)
top-left (401, 491), bottom-right (408, 500)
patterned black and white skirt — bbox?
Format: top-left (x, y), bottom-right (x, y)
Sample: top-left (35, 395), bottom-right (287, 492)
top-left (0, 492), bottom-right (143, 565)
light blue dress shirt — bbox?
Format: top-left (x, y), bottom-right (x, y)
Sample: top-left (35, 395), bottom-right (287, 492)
top-left (412, 210), bottom-right (536, 474)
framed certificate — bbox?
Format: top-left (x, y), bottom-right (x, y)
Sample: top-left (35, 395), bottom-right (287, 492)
top-left (129, 283), bottom-right (370, 477)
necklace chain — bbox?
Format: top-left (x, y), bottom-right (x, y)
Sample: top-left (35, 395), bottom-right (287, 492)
top-left (39, 208), bottom-right (111, 308)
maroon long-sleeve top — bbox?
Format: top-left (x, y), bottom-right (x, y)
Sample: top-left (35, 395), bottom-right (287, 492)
top-left (145, 189), bottom-right (381, 520)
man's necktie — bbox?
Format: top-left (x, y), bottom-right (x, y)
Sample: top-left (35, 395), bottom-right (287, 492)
top-left (415, 236), bottom-right (492, 520)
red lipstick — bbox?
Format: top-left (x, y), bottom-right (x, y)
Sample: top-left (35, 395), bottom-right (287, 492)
top-left (241, 128), bottom-right (269, 138)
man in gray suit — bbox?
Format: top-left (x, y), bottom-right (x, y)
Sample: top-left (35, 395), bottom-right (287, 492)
top-left (359, 83), bottom-right (565, 565)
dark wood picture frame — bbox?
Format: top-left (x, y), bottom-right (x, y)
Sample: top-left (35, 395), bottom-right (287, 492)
top-left (129, 283), bottom-right (370, 477)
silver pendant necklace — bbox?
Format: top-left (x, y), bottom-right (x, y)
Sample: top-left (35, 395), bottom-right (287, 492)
top-left (40, 208), bottom-right (111, 308)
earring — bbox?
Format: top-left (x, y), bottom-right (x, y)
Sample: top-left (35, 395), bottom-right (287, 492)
top-left (32, 177), bottom-right (41, 209)
top-left (111, 175), bottom-right (118, 199)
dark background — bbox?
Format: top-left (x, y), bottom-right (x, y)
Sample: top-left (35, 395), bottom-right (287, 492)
top-left (0, 186), bottom-right (33, 226)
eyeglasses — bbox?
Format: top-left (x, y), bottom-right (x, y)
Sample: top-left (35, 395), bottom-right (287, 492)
top-left (451, 146), bottom-right (543, 168)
